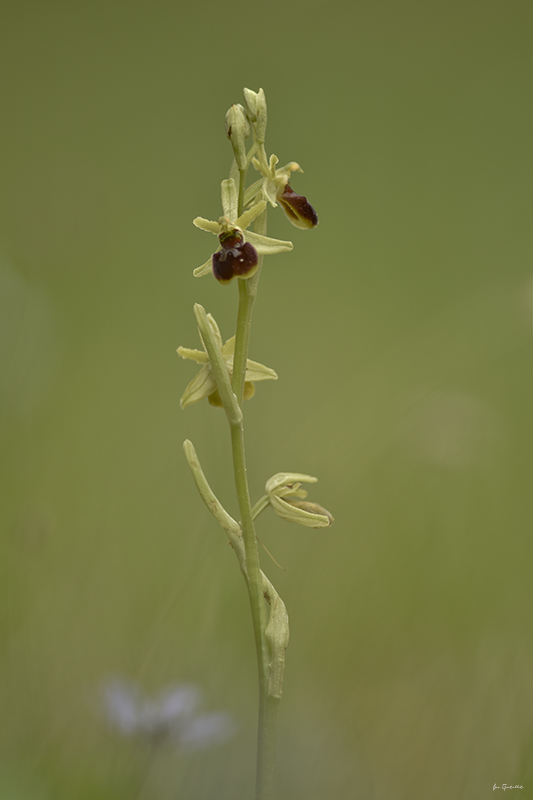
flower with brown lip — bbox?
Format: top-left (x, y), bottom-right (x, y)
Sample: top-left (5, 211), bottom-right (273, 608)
top-left (212, 229), bottom-right (258, 284)
top-left (246, 154), bottom-right (318, 230)
top-left (193, 177), bottom-right (294, 283)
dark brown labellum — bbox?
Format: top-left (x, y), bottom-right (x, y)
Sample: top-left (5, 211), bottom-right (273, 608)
top-left (278, 185), bottom-right (318, 229)
top-left (212, 230), bottom-right (258, 283)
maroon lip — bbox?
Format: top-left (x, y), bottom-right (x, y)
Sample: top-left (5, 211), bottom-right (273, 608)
top-left (278, 185), bottom-right (318, 228)
top-left (212, 236), bottom-right (258, 283)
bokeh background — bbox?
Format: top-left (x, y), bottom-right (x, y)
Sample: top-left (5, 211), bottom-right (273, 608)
top-left (0, 1), bottom-right (531, 798)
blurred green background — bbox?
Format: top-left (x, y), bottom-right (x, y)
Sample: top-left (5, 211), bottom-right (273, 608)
top-left (0, 1), bottom-right (531, 798)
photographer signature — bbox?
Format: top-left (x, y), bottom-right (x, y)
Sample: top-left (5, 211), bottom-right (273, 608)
top-left (493, 786), bottom-right (523, 791)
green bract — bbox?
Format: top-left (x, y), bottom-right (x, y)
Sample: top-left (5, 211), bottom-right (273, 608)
top-left (178, 312), bottom-right (277, 408)
top-left (192, 178), bottom-right (293, 278)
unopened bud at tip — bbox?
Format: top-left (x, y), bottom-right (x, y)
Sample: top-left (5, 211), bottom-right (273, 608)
top-left (225, 104), bottom-right (250, 170)
top-left (243, 88), bottom-right (267, 143)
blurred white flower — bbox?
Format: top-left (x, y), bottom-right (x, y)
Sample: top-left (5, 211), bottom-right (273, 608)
top-left (102, 677), bottom-right (236, 749)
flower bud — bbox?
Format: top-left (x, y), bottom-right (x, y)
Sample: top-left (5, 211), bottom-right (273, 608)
top-left (265, 472), bottom-right (333, 528)
top-left (225, 104), bottom-right (250, 170)
top-left (243, 87), bottom-right (267, 144)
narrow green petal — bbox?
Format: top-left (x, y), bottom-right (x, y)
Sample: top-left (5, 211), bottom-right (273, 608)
top-left (177, 346), bottom-right (209, 364)
top-left (244, 358), bottom-right (278, 382)
top-left (269, 154), bottom-right (279, 174)
top-left (221, 178), bottom-right (238, 222)
top-left (266, 473), bottom-right (318, 494)
top-left (221, 335), bottom-right (236, 357)
top-left (261, 179), bottom-right (279, 207)
top-left (286, 499), bottom-right (334, 525)
top-left (235, 200), bottom-right (267, 231)
top-left (229, 157), bottom-right (240, 188)
top-left (180, 365), bottom-right (217, 408)
top-left (193, 217), bottom-right (221, 234)
top-left (193, 257), bottom-right (213, 278)
top-left (253, 241), bottom-right (293, 255)
top-left (245, 231), bottom-right (293, 254)
top-left (243, 178), bottom-right (264, 208)
top-left (269, 495), bottom-right (331, 528)
top-left (222, 351), bottom-right (276, 381)
top-left (275, 484), bottom-right (308, 500)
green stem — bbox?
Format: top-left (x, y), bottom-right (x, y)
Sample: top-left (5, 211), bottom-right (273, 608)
top-left (193, 302), bottom-right (275, 798)
top-left (232, 209), bottom-right (265, 405)
top-left (230, 187), bottom-right (279, 797)
top-left (197, 158), bottom-right (279, 797)
top-left (256, 694), bottom-right (280, 797)
top-left (230, 419), bottom-right (270, 683)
